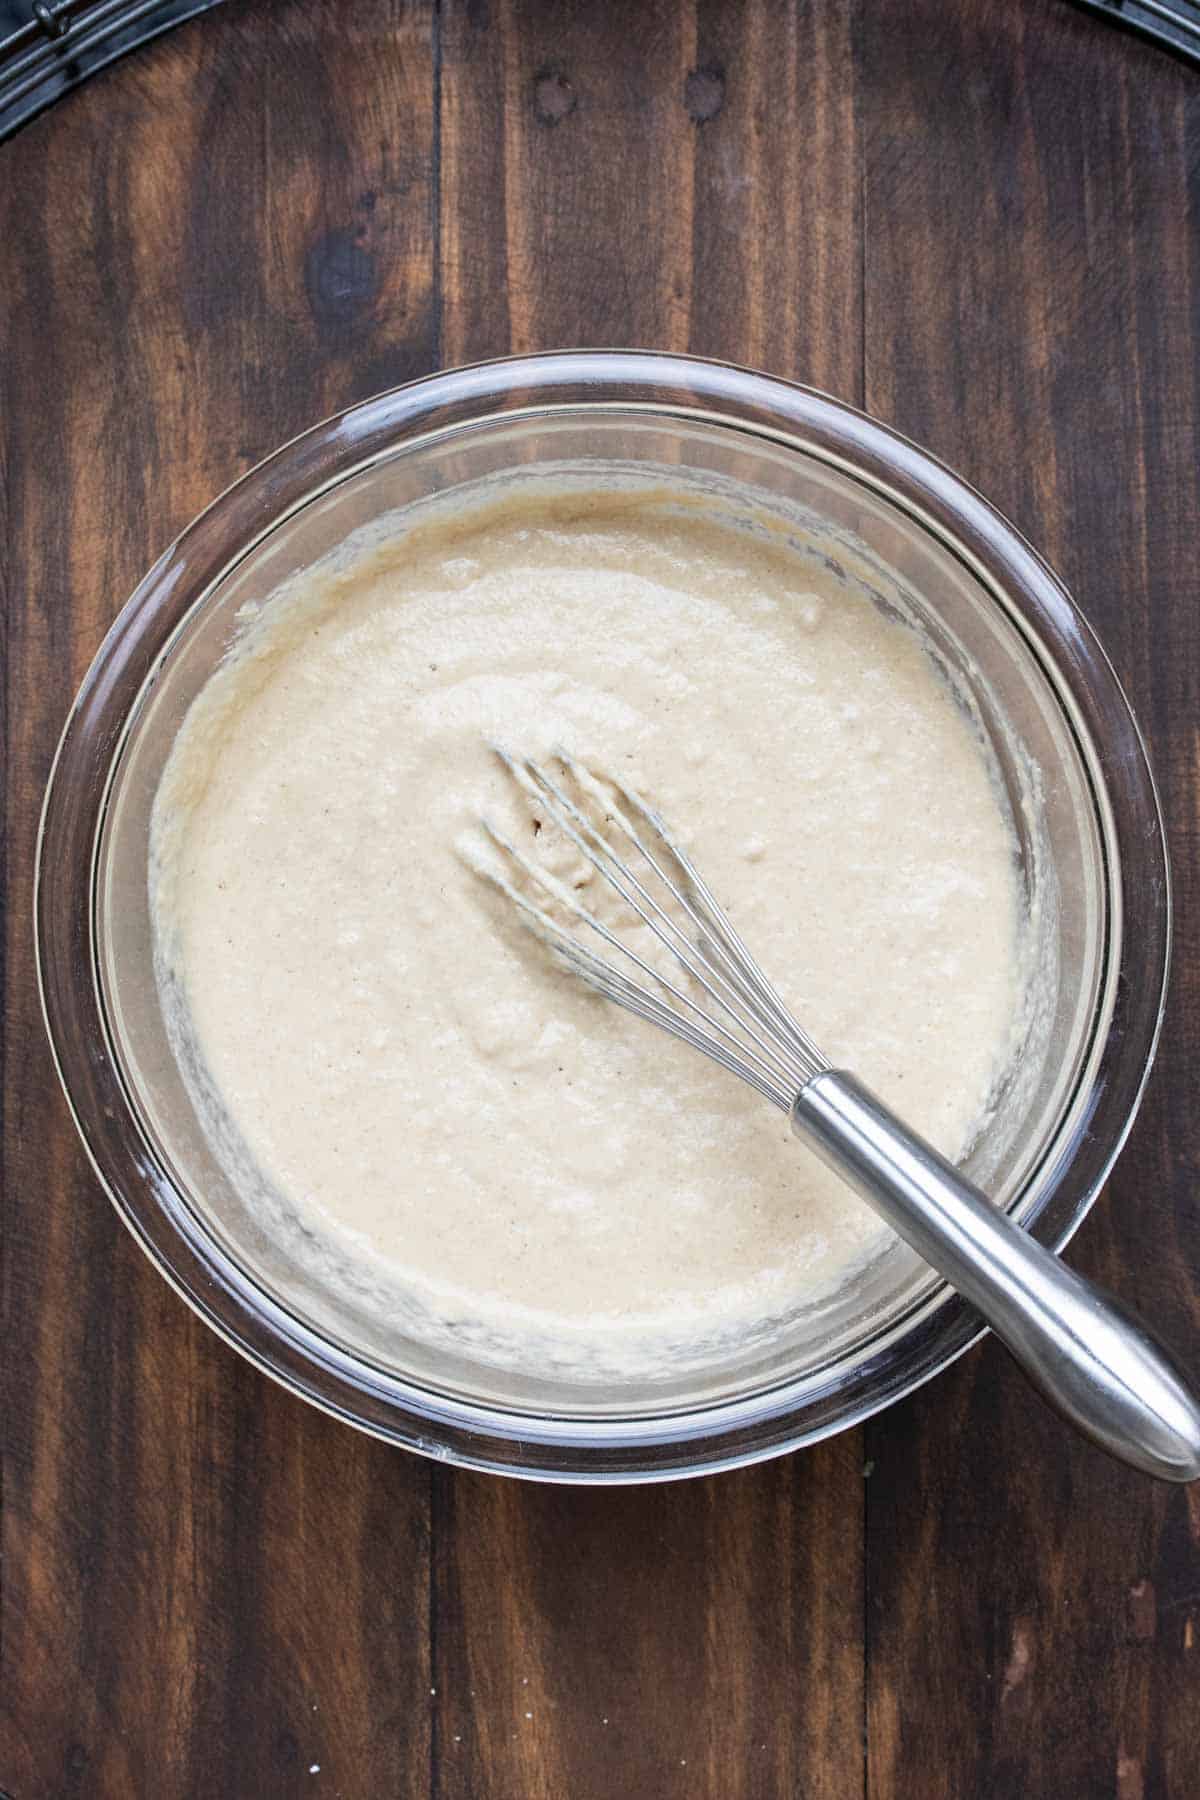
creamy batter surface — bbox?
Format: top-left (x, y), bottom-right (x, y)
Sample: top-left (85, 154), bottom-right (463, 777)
top-left (151, 486), bottom-right (1025, 1364)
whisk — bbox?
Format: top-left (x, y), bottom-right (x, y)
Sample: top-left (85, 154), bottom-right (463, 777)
top-left (481, 749), bottom-right (1200, 1483)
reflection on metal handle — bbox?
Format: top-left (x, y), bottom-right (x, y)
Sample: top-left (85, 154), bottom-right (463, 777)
top-left (792, 1071), bottom-right (1200, 1483)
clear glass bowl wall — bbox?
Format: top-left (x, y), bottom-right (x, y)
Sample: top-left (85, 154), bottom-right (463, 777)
top-left (37, 355), bottom-right (1169, 1479)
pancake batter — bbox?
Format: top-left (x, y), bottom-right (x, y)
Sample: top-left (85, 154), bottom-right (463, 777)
top-left (151, 486), bottom-right (1025, 1366)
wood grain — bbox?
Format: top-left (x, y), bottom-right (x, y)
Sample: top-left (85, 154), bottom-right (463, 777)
top-left (0, 0), bottom-right (1198, 1795)
top-left (1, 6), bottom-right (440, 1796)
top-left (862, 4), bottom-right (1200, 1797)
top-left (434, 1449), bottom-right (864, 1800)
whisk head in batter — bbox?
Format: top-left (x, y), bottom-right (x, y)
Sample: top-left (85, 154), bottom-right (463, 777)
top-left (475, 752), bottom-right (1200, 1486)
top-left (479, 749), bottom-right (828, 1111)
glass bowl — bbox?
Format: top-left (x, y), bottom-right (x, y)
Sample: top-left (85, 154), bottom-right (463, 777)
top-left (36, 352), bottom-right (1170, 1481)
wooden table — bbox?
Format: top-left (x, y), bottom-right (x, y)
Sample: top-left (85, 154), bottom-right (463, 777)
top-left (3, 1), bottom-right (1199, 1793)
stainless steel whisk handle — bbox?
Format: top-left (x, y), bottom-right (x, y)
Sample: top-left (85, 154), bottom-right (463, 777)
top-left (793, 1072), bottom-right (1200, 1483)
top-left (487, 753), bottom-right (1198, 1480)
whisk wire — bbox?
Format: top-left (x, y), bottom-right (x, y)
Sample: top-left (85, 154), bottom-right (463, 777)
top-left (519, 755), bottom-right (813, 1093)
top-left (495, 752), bottom-right (814, 1094)
top-left (590, 770), bottom-right (827, 1077)
top-left (481, 817), bottom-right (799, 1107)
top-left (652, 826), bottom-right (829, 1075)
top-left (483, 751), bottom-right (828, 1108)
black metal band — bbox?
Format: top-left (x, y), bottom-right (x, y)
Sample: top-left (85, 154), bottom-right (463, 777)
top-left (0, 0), bottom-right (226, 140)
top-left (1068, 0), bottom-right (1199, 66)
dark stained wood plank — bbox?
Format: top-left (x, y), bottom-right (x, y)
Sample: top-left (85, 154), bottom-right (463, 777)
top-left (436, 6), bottom-right (866, 1799)
top-left (442, 0), bottom-right (861, 391)
top-left (1, 3), bottom-right (440, 1794)
top-left (441, 0), bottom-right (696, 363)
top-left (435, 1449), bottom-right (866, 1800)
top-left (862, 4), bottom-right (1200, 1797)
top-left (685, 0), bottom-right (861, 384)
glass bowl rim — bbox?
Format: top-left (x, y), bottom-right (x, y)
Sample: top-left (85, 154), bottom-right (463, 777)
top-left (35, 350), bottom-right (1172, 1482)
